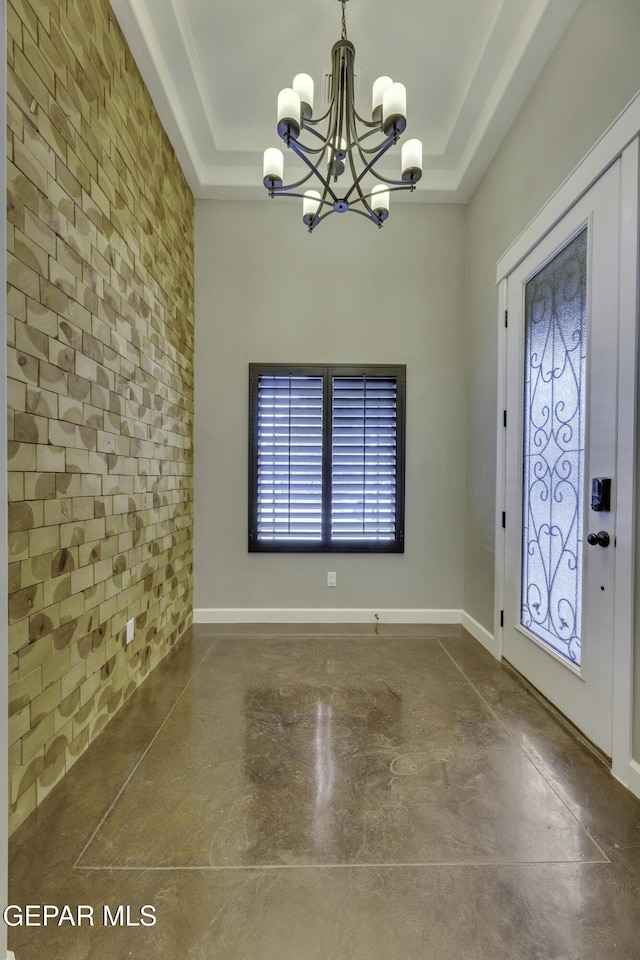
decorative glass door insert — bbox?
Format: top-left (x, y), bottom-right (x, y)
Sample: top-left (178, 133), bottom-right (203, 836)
top-left (521, 228), bottom-right (587, 666)
top-left (503, 162), bottom-right (620, 756)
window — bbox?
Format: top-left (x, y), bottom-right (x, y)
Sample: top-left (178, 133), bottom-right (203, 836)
top-left (248, 364), bottom-right (406, 552)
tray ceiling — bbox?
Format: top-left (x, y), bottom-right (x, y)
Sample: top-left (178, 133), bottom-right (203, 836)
top-left (110, 0), bottom-right (582, 201)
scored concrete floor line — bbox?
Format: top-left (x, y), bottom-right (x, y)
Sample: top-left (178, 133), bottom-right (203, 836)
top-left (77, 638), bottom-right (598, 870)
top-left (74, 857), bottom-right (611, 872)
top-left (436, 637), bottom-right (611, 863)
top-left (73, 638), bottom-right (218, 870)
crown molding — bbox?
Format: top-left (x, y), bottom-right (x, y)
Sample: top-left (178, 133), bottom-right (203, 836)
top-left (111, 0), bottom-right (582, 201)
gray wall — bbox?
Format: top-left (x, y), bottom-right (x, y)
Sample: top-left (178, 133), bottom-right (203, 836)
top-left (193, 0), bottom-right (640, 751)
top-left (463, 0), bottom-right (640, 633)
top-left (194, 200), bottom-right (467, 615)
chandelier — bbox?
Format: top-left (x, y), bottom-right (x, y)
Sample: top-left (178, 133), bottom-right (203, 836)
top-left (262, 0), bottom-right (423, 232)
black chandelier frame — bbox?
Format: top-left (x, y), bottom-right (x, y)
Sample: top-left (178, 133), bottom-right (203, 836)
top-left (263, 1), bottom-right (422, 232)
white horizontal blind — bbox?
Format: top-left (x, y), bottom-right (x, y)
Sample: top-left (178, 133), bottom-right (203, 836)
top-left (331, 376), bottom-right (397, 542)
top-left (256, 375), bottom-right (324, 541)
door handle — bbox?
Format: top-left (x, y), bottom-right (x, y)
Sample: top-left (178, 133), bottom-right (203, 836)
top-left (587, 531), bottom-right (610, 547)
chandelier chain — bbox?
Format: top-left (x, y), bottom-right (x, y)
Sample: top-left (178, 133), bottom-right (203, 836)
top-left (341, 0), bottom-right (347, 40)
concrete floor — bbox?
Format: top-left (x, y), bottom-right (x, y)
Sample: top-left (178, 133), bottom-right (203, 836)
top-left (7, 625), bottom-right (640, 959)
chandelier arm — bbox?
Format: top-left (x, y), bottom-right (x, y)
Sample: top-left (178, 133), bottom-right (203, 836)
top-left (323, 56), bottom-right (342, 148)
top-left (341, 51), bottom-right (397, 209)
top-left (327, 39), bottom-right (343, 141)
top-left (363, 166), bottom-right (416, 187)
top-left (286, 138), bottom-right (339, 202)
top-left (292, 135), bottom-right (335, 156)
top-left (341, 42), bottom-right (383, 135)
top-left (352, 109), bottom-right (382, 129)
top-left (349, 76), bottom-right (385, 129)
top-left (343, 41), bottom-right (357, 147)
top-left (348, 206), bottom-right (382, 223)
top-left (309, 205), bottom-right (385, 233)
top-left (296, 120), bottom-right (346, 154)
top-left (387, 183), bottom-right (417, 195)
top-left (343, 120), bottom-right (373, 215)
top-left (343, 49), bottom-right (391, 155)
top-left (351, 186), bottom-right (376, 222)
top-left (350, 183), bottom-right (417, 205)
top-left (305, 73), bottom-right (359, 131)
top-left (342, 53), bottom-right (364, 189)
top-left (298, 126), bottom-right (334, 147)
top-left (341, 113), bottom-right (379, 221)
top-left (355, 128), bottom-right (397, 154)
top-left (342, 136), bottom-right (396, 203)
top-left (308, 195), bottom-right (358, 231)
top-left (351, 176), bottom-right (381, 222)
top-left (315, 117), bottom-right (339, 183)
top-left (271, 189), bottom-right (334, 208)
top-left (303, 105), bottom-right (334, 126)
top-left (337, 61), bottom-right (347, 160)
top-left (308, 180), bottom-right (335, 230)
top-left (269, 169), bottom-right (317, 193)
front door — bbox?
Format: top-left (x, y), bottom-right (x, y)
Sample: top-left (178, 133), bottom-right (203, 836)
top-left (503, 162), bottom-right (620, 756)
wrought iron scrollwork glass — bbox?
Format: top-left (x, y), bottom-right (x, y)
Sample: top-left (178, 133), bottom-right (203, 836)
top-left (521, 228), bottom-right (588, 666)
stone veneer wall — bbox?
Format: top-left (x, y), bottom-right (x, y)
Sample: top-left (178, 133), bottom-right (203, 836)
top-left (6, 0), bottom-right (195, 834)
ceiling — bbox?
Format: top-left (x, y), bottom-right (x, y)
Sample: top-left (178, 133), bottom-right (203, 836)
top-left (110, 0), bottom-right (582, 202)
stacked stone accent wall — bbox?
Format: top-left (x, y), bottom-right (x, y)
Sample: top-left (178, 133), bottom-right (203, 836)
top-left (6, 0), bottom-right (195, 834)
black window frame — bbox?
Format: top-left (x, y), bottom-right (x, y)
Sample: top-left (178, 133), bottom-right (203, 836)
top-left (248, 363), bottom-right (406, 553)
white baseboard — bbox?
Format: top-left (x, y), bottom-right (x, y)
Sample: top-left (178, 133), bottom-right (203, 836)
top-left (630, 760), bottom-right (640, 799)
top-left (461, 611), bottom-right (500, 659)
top-left (194, 608), bottom-right (463, 625)
top-left (7, 951), bottom-right (16, 960)
top-left (615, 758), bottom-right (640, 801)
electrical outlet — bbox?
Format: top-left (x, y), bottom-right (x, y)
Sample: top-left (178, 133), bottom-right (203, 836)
top-left (327, 571), bottom-right (337, 587)
top-left (126, 618), bottom-right (135, 644)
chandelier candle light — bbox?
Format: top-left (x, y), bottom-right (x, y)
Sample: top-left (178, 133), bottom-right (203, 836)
top-left (262, 0), bottom-right (423, 232)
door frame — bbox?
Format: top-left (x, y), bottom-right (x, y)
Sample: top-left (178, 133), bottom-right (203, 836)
top-left (495, 91), bottom-right (640, 794)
